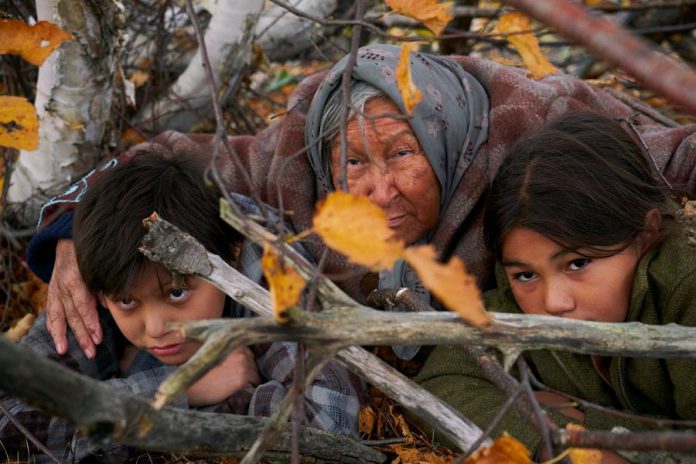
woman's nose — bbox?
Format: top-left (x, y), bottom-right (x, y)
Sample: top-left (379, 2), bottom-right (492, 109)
top-left (366, 169), bottom-right (398, 209)
top-left (543, 283), bottom-right (576, 316)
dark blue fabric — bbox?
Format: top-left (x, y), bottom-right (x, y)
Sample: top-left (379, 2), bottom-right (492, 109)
top-left (27, 211), bottom-right (74, 283)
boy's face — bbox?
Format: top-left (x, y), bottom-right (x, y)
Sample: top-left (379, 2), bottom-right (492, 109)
top-left (99, 264), bottom-right (225, 365)
top-left (501, 227), bottom-right (642, 323)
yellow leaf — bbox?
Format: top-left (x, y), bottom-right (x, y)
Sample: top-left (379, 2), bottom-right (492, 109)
top-left (0, 96), bottom-right (39, 150)
top-left (404, 245), bottom-right (490, 326)
top-left (386, 0), bottom-right (454, 35)
top-left (564, 424), bottom-right (603, 464)
top-left (129, 69), bottom-right (150, 88)
top-left (313, 191), bottom-right (405, 270)
top-left (495, 12), bottom-right (557, 79)
top-left (463, 434), bottom-right (533, 464)
top-left (261, 246), bottom-right (306, 324)
top-left (358, 405), bottom-right (376, 435)
top-left (0, 19), bottom-right (73, 66)
top-left (4, 313), bottom-right (36, 342)
top-left (396, 43), bottom-right (423, 115)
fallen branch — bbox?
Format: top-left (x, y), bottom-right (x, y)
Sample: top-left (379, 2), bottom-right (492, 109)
top-left (0, 335), bottom-right (384, 463)
top-left (503, 0), bottom-right (696, 115)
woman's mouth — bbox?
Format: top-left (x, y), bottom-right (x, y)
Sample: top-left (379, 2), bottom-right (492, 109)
top-left (387, 214), bottom-right (406, 228)
top-left (150, 343), bottom-right (183, 357)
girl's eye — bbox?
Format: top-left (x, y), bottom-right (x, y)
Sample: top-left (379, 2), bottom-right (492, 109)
top-left (117, 298), bottom-right (137, 310)
top-left (513, 271), bottom-right (536, 283)
top-left (568, 258), bottom-right (591, 271)
top-left (168, 288), bottom-right (190, 302)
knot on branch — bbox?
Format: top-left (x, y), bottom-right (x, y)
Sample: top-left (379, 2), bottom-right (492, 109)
top-left (139, 212), bottom-right (213, 276)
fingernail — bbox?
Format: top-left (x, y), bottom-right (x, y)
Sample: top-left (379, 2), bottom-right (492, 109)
top-left (91, 332), bottom-right (102, 345)
top-left (85, 346), bottom-right (96, 359)
top-left (56, 341), bottom-right (67, 355)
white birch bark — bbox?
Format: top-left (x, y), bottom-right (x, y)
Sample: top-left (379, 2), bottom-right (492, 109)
top-left (136, 0), bottom-right (338, 132)
top-left (135, 0), bottom-right (264, 132)
top-left (257, 0), bottom-right (338, 61)
top-left (8, 0), bottom-right (122, 225)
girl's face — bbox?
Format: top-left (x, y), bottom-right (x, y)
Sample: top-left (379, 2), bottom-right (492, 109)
top-left (501, 227), bottom-right (643, 323)
top-left (99, 264), bottom-right (225, 365)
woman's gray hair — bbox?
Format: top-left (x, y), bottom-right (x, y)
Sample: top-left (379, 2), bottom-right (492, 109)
top-left (318, 81), bottom-right (386, 183)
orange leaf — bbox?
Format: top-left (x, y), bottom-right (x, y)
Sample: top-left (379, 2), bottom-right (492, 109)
top-left (261, 245), bottom-right (306, 324)
top-left (386, 0), bottom-right (454, 35)
top-left (396, 43), bottom-right (423, 115)
top-left (0, 19), bottom-right (73, 66)
top-left (129, 69), bottom-right (150, 88)
top-left (358, 405), bottom-right (376, 435)
top-left (313, 191), bottom-right (405, 270)
top-left (565, 424), bottom-right (603, 464)
top-left (495, 12), bottom-right (557, 79)
top-left (404, 245), bottom-right (490, 326)
top-left (463, 434), bottom-right (532, 464)
top-left (4, 313), bottom-right (36, 342)
top-left (0, 96), bottom-right (39, 150)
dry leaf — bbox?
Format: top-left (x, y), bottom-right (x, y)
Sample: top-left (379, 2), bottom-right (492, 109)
top-left (565, 424), bottom-right (603, 464)
top-left (396, 43), bottom-right (423, 115)
top-left (404, 245), bottom-right (490, 326)
top-left (313, 191), bottom-right (405, 270)
top-left (129, 69), bottom-right (150, 88)
top-left (4, 313), bottom-right (36, 342)
top-left (386, 0), bottom-right (454, 35)
top-left (0, 19), bottom-right (73, 66)
top-left (0, 96), bottom-right (39, 150)
top-left (495, 12), bottom-right (557, 79)
top-left (463, 434), bottom-right (532, 464)
top-left (359, 405), bottom-right (377, 435)
top-left (261, 245), bottom-right (306, 324)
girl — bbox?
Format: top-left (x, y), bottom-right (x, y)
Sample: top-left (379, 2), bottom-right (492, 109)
top-left (416, 112), bottom-right (696, 460)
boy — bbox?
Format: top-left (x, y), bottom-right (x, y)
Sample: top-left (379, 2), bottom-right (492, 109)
top-left (1, 149), bottom-right (358, 462)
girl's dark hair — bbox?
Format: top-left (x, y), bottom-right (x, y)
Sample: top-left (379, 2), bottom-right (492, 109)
top-left (484, 112), bottom-right (671, 260)
top-left (74, 150), bottom-right (241, 298)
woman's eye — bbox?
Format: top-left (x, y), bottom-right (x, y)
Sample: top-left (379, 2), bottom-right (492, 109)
top-left (117, 298), bottom-right (137, 310)
top-left (568, 258), bottom-right (591, 271)
top-left (513, 271), bottom-right (536, 283)
top-left (168, 288), bottom-right (190, 302)
top-left (395, 149), bottom-right (413, 157)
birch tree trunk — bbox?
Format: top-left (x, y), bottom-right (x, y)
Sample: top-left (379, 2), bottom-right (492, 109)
top-left (135, 0), bottom-right (264, 132)
top-left (7, 0), bottom-right (122, 225)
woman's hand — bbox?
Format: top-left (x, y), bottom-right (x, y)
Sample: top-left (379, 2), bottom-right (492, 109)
top-left (47, 239), bottom-right (101, 358)
top-left (187, 346), bottom-right (261, 407)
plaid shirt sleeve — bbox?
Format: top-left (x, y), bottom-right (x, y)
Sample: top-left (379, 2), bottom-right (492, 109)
top-left (229, 193), bottom-right (361, 436)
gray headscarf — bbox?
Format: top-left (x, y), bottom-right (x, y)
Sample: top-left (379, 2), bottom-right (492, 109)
top-left (306, 44), bottom-right (490, 211)
top-left (305, 44), bottom-right (490, 359)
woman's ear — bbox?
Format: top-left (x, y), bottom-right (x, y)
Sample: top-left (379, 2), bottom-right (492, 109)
top-left (637, 208), bottom-right (662, 253)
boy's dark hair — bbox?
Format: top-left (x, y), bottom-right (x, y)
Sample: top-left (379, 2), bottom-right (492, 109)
top-left (74, 150), bottom-right (241, 298)
top-left (484, 112), bottom-right (671, 260)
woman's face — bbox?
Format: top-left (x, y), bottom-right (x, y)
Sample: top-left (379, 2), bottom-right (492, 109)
top-left (330, 97), bottom-right (441, 244)
top-left (501, 227), bottom-right (642, 323)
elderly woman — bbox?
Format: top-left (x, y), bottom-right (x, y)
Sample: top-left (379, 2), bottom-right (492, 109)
top-left (29, 44), bottom-right (696, 361)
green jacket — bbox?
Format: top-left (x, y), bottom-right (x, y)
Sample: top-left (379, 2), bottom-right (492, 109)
top-left (415, 230), bottom-right (696, 449)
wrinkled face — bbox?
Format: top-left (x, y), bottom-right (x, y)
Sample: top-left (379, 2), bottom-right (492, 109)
top-left (330, 97), bottom-right (441, 245)
top-left (99, 264), bottom-right (225, 365)
top-left (501, 227), bottom-right (642, 323)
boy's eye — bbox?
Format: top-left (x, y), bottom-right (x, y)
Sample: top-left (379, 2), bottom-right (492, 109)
top-left (168, 288), bottom-right (190, 302)
top-left (117, 298), bottom-right (137, 310)
top-left (568, 258), bottom-right (591, 271)
top-left (513, 271), bottom-right (536, 283)
top-left (346, 157), bottom-right (362, 167)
